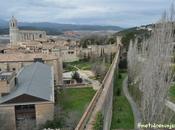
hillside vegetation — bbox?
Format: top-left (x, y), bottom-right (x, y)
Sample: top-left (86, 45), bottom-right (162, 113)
top-left (116, 27), bottom-right (151, 50)
top-left (80, 34), bottom-right (117, 48)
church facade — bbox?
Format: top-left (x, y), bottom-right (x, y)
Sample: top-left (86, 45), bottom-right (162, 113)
top-left (9, 16), bottom-right (47, 45)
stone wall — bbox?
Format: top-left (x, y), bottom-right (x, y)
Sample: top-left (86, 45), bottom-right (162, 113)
top-left (0, 105), bottom-right (16, 130)
top-left (35, 103), bottom-right (54, 126)
top-left (0, 81), bottom-right (10, 95)
top-left (79, 44), bottom-right (118, 58)
top-left (0, 102), bottom-right (54, 130)
top-left (60, 49), bottom-right (79, 62)
top-left (75, 45), bottom-right (120, 130)
top-left (95, 46), bottom-right (119, 130)
top-left (116, 36), bottom-right (122, 45)
top-left (0, 74), bottom-right (16, 97)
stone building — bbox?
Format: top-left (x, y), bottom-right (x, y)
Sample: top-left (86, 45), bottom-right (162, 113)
top-left (9, 16), bottom-right (47, 45)
top-left (0, 71), bottom-right (16, 97)
top-left (0, 62), bottom-right (54, 130)
top-left (50, 44), bottom-right (118, 62)
top-left (0, 53), bottom-right (62, 85)
top-left (51, 47), bottom-right (79, 62)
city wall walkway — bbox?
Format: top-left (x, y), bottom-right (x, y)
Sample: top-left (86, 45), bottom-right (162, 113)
top-left (75, 45), bottom-right (121, 130)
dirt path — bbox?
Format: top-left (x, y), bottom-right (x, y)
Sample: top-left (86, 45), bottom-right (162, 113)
top-left (73, 65), bottom-right (101, 90)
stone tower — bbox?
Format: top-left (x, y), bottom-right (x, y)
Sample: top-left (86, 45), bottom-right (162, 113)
top-left (9, 16), bottom-right (19, 45)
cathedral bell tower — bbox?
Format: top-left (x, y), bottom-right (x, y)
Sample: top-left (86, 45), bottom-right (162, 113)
top-left (9, 16), bottom-right (19, 45)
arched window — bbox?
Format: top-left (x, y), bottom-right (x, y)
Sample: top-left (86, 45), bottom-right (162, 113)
top-left (39, 34), bottom-right (42, 38)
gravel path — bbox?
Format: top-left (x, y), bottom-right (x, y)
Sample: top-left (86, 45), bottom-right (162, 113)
top-left (123, 76), bottom-right (142, 130)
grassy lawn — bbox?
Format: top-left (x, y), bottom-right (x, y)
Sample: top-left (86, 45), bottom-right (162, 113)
top-left (56, 87), bottom-right (96, 128)
top-left (71, 61), bottom-right (92, 70)
top-left (63, 60), bottom-right (92, 72)
top-left (64, 59), bottom-right (111, 72)
top-left (111, 71), bottom-right (134, 130)
top-left (58, 87), bottom-right (96, 112)
top-left (169, 84), bottom-right (175, 103)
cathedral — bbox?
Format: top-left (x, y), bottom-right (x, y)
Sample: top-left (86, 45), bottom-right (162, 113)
top-left (9, 16), bottom-right (47, 45)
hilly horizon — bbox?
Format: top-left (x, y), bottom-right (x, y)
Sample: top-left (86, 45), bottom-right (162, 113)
top-left (0, 19), bottom-right (123, 35)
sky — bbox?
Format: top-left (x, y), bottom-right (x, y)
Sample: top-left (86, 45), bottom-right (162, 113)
top-left (1, 0), bottom-right (174, 27)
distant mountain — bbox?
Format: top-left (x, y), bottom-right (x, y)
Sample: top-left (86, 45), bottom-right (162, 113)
top-left (0, 19), bottom-right (8, 27)
top-left (0, 20), bottom-right (123, 35)
top-left (19, 22), bottom-right (123, 31)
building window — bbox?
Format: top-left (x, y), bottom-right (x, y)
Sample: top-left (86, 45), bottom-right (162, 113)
top-left (15, 77), bottom-right (18, 85)
top-left (1, 93), bottom-right (9, 97)
top-left (12, 68), bottom-right (16, 71)
top-left (39, 34), bottom-right (42, 38)
top-left (68, 51), bottom-right (74, 54)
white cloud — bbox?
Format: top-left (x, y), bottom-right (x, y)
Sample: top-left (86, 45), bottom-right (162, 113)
top-left (0, 0), bottom-right (173, 27)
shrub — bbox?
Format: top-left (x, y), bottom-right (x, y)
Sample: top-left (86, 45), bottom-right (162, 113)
top-left (93, 112), bottom-right (103, 130)
top-left (72, 71), bottom-right (83, 83)
top-left (116, 88), bottom-right (121, 96)
top-left (118, 73), bottom-right (122, 79)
